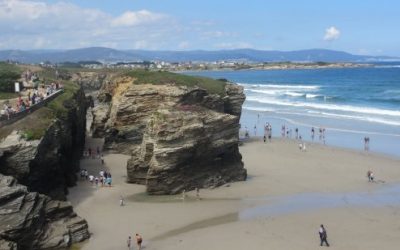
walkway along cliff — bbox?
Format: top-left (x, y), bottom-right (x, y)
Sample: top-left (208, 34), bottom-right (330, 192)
top-left (0, 82), bottom-right (90, 249)
top-left (91, 71), bottom-right (247, 194)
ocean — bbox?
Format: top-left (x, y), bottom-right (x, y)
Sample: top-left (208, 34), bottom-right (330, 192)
top-left (185, 65), bottom-right (400, 158)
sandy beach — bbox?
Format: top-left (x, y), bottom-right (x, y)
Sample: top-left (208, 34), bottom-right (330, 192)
top-left (68, 137), bottom-right (400, 250)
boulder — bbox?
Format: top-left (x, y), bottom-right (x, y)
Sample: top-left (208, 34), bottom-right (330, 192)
top-left (0, 174), bottom-right (89, 249)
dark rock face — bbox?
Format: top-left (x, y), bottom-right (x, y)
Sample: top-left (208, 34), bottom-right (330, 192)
top-left (92, 76), bottom-right (246, 194)
top-left (0, 174), bottom-right (89, 249)
top-left (0, 88), bottom-right (87, 200)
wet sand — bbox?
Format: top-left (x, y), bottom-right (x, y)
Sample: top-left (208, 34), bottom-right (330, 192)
top-left (68, 137), bottom-right (400, 250)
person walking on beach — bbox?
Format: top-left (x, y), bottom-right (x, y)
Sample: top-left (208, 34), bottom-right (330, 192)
top-left (135, 233), bottom-right (143, 250)
top-left (127, 236), bottom-right (132, 250)
top-left (295, 127), bottom-right (299, 139)
top-left (319, 224), bottom-right (330, 247)
top-left (254, 125), bottom-right (257, 136)
top-left (311, 127), bottom-right (315, 141)
top-left (364, 136), bottom-right (370, 151)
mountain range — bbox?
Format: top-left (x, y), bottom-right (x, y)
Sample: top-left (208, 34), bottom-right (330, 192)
top-left (0, 47), bottom-right (398, 63)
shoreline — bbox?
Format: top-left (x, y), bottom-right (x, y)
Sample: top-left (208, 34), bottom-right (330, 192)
top-left (68, 135), bottom-right (400, 250)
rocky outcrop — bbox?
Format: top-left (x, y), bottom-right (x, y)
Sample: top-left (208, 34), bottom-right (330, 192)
top-left (0, 87), bottom-right (87, 200)
top-left (71, 72), bottom-right (116, 91)
top-left (0, 174), bottom-right (89, 249)
top-left (92, 75), bottom-right (246, 194)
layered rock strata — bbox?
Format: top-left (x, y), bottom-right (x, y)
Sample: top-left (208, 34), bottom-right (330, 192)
top-left (92, 76), bottom-right (247, 194)
top-left (0, 88), bottom-right (87, 200)
top-left (0, 174), bottom-right (89, 249)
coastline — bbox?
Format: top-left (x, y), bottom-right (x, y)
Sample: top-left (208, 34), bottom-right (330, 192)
top-left (69, 135), bottom-right (400, 250)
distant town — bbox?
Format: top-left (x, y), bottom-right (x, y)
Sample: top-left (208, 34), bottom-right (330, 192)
top-left (4, 59), bottom-right (373, 72)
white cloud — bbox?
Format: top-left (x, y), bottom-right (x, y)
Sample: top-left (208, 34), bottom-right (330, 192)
top-left (0, 0), bottom-right (173, 49)
top-left (323, 26), bottom-right (340, 41)
top-left (111, 10), bottom-right (165, 27)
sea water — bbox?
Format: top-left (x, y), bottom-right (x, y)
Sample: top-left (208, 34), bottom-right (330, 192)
top-left (185, 65), bottom-right (400, 158)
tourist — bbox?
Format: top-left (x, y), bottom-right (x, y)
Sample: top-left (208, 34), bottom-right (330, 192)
top-left (182, 189), bottom-right (186, 200)
top-left (96, 146), bottom-right (100, 157)
top-left (127, 236), bottom-right (132, 250)
top-left (263, 135), bottom-right (266, 143)
top-left (120, 195), bottom-right (125, 206)
top-left (367, 170), bottom-right (374, 182)
top-left (135, 233), bottom-right (143, 250)
top-left (88, 147), bottom-right (92, 158)
top-left (319, 224), bottom-right (330, 247)
top-left (253, 125), bottom-right (257, 136)
top-left (80, 169), bottom-right (85, 179)
top-left (281, 125), bottom-right (286, 138)
top-left (89, 175), bottom-right (94, 185)
top-left (101, 154), bottom-right (104, 164)
top-left (84, 170), bottom-right (89, 180)
top-left (295, 127), bottom-right (299, 139)
top-left (95, 177), bottom-right (99, 186)
top-left (311, 127), bottom-right (315, 141)
top-left (196, 187), bottom-right (200, 200)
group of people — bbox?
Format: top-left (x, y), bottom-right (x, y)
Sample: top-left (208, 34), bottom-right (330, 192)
top-left (80, 169), bottom-right (113, 187)
top-left (127, 233), bottom-right (143, 250)
top-left (1, 82), bottom-right (62, 120)
top-left (83, 146), bottom-right (104, 163)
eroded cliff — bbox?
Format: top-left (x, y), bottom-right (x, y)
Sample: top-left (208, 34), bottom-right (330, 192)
top-left (0, 174), bottom-right (89, 249)
top-left (92, 71), bottom-right (247, 194)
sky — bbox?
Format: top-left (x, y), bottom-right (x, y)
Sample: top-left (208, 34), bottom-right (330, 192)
top-left (0, 0), bottom-right (399, 56)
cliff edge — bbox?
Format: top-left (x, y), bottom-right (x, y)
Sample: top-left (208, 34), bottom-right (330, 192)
top-left (92, 71), bottom-right (247, 194)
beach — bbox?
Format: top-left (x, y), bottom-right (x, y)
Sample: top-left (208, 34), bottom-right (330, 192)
top-left (68, 136), bottom-right (400, 250)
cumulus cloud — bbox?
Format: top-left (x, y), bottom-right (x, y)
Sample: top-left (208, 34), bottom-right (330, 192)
top-left (111, 10), bottom-right (165, 27)
top-left (0, 0), bottom-right (172, 49)
top-left (0, 0), bottom-right (250, 50)
top-left (323, 26), bottom-right (340, 41)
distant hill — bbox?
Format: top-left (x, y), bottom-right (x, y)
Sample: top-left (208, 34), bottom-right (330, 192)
top-left (0, 47), bottom-right (398, 63)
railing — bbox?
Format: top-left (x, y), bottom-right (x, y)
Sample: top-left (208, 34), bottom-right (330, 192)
top-left (0, 89), bottom-right (64, 128)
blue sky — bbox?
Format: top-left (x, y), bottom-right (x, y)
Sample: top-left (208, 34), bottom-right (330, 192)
top-left (0, 0), bottom-right (399, 56)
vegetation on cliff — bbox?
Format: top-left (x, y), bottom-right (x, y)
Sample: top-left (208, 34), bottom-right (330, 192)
top-left (0, 62), bottom-right (21, 94)
top-left (125, 70), bottom-right (227, 95)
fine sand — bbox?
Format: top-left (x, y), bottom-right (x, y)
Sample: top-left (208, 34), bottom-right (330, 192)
top-left (68, 137), bottom-right (400, 250)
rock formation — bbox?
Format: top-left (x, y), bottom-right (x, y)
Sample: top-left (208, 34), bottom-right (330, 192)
top-left (92, 74), bottom-right (247, 194)
top-left (0, 87), bottom-right (87, 200)
top-left (0, 174), bottom-right (89, 249)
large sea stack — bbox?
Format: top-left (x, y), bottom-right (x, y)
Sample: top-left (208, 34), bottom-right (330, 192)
top-left (92, 71), bottom-right (247, 194)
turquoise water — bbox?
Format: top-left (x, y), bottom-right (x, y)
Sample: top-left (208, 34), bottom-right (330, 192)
top-left (185, 66), bottom-right (400, 157)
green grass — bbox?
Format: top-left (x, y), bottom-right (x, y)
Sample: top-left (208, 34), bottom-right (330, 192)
top-left (0, 108), bottom-right (54, 141)
top-left (46, 81), bottom-right (80, 119)
top-left (0, 92), bottom-right (19, 100)
top-left (0, 62), bottom-right (22, 92)
top-left (125, 70), bottom-right (227, 96)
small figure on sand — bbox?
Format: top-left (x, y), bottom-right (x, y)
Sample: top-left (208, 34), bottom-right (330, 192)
top-left (120, 195), bottom-right (125, 206)
top-left (182, 189), bottom-right (186, 200)
top-left (295, 127), bottom-right (299, 139)
top-left (364, 136), bottom-right (370, 151)
top-left (254, 125), bottom-right (257, 136)
top-left (135, 233), bottom-right (143, 250)
top-left (311, 127), bottom-right (315, 141)
top-left (196, 187), bottom-right (201, 200)
top-left (367, 170), bottom-right (374, 182)
top-left (127, 236), bottom-right (132, 250)
top-left (319, 224), bottom-right (330, 247)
